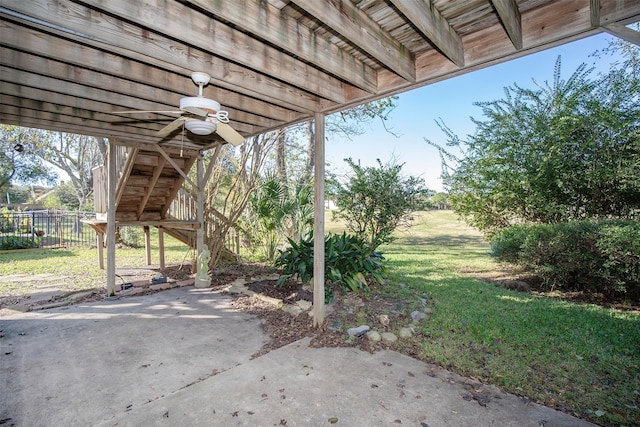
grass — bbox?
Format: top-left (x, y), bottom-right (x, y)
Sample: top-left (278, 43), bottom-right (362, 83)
top-left (1, 210), bottom-right (638, 424)
top-left (0, 229), bottom-right (194, 297)
top-left (380, 211), bottom-right (640, 426)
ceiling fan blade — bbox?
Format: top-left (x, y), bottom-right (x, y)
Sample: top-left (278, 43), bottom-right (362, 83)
top-left (180, 106), bottom-right (208, 119)
top-left (113, 110), bottom-right (182, 114)
top-left (215, 122), bottom-right (245, 146)
top-left (157, 117), bottom-right (185, 138)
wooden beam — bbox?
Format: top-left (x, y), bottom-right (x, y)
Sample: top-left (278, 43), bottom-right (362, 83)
top-left (158, 227), bottom-right (165, 271)
top-left (312, 112), bottom-right (325, 328)
top-left (195, 155), bottom-right (205, 279)
top-left (603, 22), bottom-right (640, 46)
top-left (290, 0), bottom-right (416, 82)
top-left (388, 0), bottom-right (465, 66)
top-left (0, 6), bottom-right (322, 114)
top-left (160, 156), bottom-right (197, 218)
top-left (153, 146), bottom-right (196, 189)
top-left (106, 141), bottom-right (117, 296)
top-left (0, 46), bottom-right (273, 131)
top-left (96, 232), bottom-right (104, 270)
top-left (144, 226), bottom-right (152, 265)
top-left (137, 156), bottom-right (167, 219)
top-left (591, 0), bottom-right (601, 27)
top-left (490, 0), bottom-right (523, 50)
top-left (55, 0), bottom-right (347, 103)
top-left (115, 148), bottom-right (139, 207)
top-left (186, 0), bottom-right (378, 93)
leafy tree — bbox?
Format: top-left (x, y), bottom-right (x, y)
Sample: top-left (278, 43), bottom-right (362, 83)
top-left (427, 56), bottom-right (640, 235)
top-left (0, 125), bottom-right (56, 192)
top-left (430, 192), bottom-right (450, 210)
top-left (1, 126), bottom-right (106, 210)
top-left (31, 131), bottom-right (107, 211)
top-left (332, 158), bottom-right (430, 250)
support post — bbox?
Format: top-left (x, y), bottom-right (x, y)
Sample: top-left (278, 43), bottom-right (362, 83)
top-left (144, 226), bottom-right (151, 265)
top-left (106, 141), bottom-right (117, 296)
top-left (158, 227), bottom-right (165, 270)
top-left (97, 232), bottom-right (104, 270)
top-left (194, 154), bottom-right (211, 287)
top-left (312, 112), bottom-right (325, 327)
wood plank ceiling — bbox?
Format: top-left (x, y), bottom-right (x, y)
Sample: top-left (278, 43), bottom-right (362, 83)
top-left (1, 0), bottom-right (639, 151)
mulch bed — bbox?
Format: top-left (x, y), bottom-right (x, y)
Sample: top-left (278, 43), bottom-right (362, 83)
top-left (223, 263), bottom-right (430, 360)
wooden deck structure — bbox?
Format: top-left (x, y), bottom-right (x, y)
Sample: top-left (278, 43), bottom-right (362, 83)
top-left (1, 0), bottom-right (638, 325)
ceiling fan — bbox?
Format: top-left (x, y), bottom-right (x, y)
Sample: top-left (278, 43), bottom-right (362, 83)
top-left (114, 72), bottom-right (244, 146)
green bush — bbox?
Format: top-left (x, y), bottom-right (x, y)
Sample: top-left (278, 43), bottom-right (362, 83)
top-left (491, 221), bottom-right (640, 296)
top-left (0, 235), bottom-right (40, 250)
top-left (118, 226), bottom-right (143, 248)
top-left (274, 232), bottom-right (386, 297)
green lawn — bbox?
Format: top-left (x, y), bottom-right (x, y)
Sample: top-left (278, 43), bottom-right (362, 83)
top-left (1, 210), bottom-right (638, 424)
top-left (0, 230), bottom-right (193, 297)
top-left (381, 210), bottom-right (640, 426)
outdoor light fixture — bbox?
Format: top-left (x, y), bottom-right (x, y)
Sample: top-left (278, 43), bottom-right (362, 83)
top-left (180, 95), bottom-right (221, 135)
top-left (184, 119), bottom-right (217, 135)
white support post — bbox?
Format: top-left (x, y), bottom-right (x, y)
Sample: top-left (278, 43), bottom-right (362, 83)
top-left (312, 112), bottom-right (325, 327)
top-left (106, 141), bottom-right (117, 296)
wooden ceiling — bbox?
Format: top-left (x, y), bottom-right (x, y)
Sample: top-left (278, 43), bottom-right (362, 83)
top-left (1, 0), bottom-right (639, 151)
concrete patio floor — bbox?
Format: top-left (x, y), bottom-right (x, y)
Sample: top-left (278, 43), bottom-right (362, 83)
top-left (0, 286), bottom-right (595, 426)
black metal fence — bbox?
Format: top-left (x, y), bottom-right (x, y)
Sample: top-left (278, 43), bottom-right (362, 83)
top-left (0, 210), bottom-right (97, 250)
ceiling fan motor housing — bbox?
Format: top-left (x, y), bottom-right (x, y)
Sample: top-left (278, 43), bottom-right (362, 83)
top-left (180, 96), bottom-right (220, 115)
top-left (180, 96), bottom-right (221, 135)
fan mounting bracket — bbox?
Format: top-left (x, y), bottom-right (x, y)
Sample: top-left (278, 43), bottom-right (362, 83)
top-left (191, 72), bottom-right (211, 87)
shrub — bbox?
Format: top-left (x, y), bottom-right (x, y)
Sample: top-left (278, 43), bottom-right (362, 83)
top-left (491, 221), bottom-right (640, 296)
top-left (274, 232), bottom-right (385, 296)
top-left (118, 226), bottom-right (143, 248)
top-left (0, 235), bottom-right (40, 250)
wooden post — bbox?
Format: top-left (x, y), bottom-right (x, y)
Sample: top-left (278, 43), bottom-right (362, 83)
top-left (97, 232), bottom-right (104, 270)
top-left (195, 153), bottom-right (204, 274)
top-left (106, 141), bottom-right (117, 296)
top-left (312, 112), bottom-right (325, 327)
top-left (158, 227), bottom-right (165, 270)
top-left (144, 226), bottom-right (151, 265)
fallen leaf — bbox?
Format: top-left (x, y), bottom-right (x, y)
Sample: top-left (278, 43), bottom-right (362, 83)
top-left (328, 417), bottom-right (338, 424)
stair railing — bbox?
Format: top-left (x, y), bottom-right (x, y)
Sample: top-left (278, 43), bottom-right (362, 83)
top-left (167, 187), bottom-right (197, 222)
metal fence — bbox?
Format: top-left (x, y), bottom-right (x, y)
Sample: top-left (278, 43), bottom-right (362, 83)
top-left (0, 210), bottom-right (97, 250)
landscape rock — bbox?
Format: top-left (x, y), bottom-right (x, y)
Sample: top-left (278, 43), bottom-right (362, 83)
top-left (378, 314), bottom-right (390, 327)
top-left (347, 325), bottom-right (370, 337)
top-left (296, 300), bottom-right (312, 311)
top-left (281, 304), bottom-right (303, 316)
top-left (411, 310), bottom-right (428, 322)
top-left (399, 327), bottom-right (413, 338)
top-left (423, 307), bottom-right (433, 315)
top-left (381, 332), bottom-right (398, 342)
top-left (366, 330), bottom-right (381, 342)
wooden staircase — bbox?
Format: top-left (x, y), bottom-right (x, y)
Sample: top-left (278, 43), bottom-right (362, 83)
top-left (91, 144), bottom-right (200, 248)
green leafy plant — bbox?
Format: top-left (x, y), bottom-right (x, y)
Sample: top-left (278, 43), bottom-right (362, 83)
top-left (332, 158), bottom-right (430, 251)
top-left (0, 235), bottom-right (40, 250)
top-left (491, 220), bottom-right (640, 295)
top-left (118, 226), bottom-right (142, 248)
top-left (274, 232), bottom-right (386, 296)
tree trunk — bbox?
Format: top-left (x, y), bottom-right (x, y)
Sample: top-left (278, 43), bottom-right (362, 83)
top-left (305, 120), bottom-right (314, 178)
top-left (275, 131), bottom-right (287, 184)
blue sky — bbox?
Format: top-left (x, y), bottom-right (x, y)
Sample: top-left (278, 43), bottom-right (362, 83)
top-left (325, 32), bottom-right (625, 192)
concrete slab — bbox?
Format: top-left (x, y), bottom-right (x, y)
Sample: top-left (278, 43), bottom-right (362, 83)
top-left (1, 286), bottom-right (595, 427)
top-left (0, 287), bottom-right (267, 426)
top-left (99, 337), bottom-right (595, 427)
